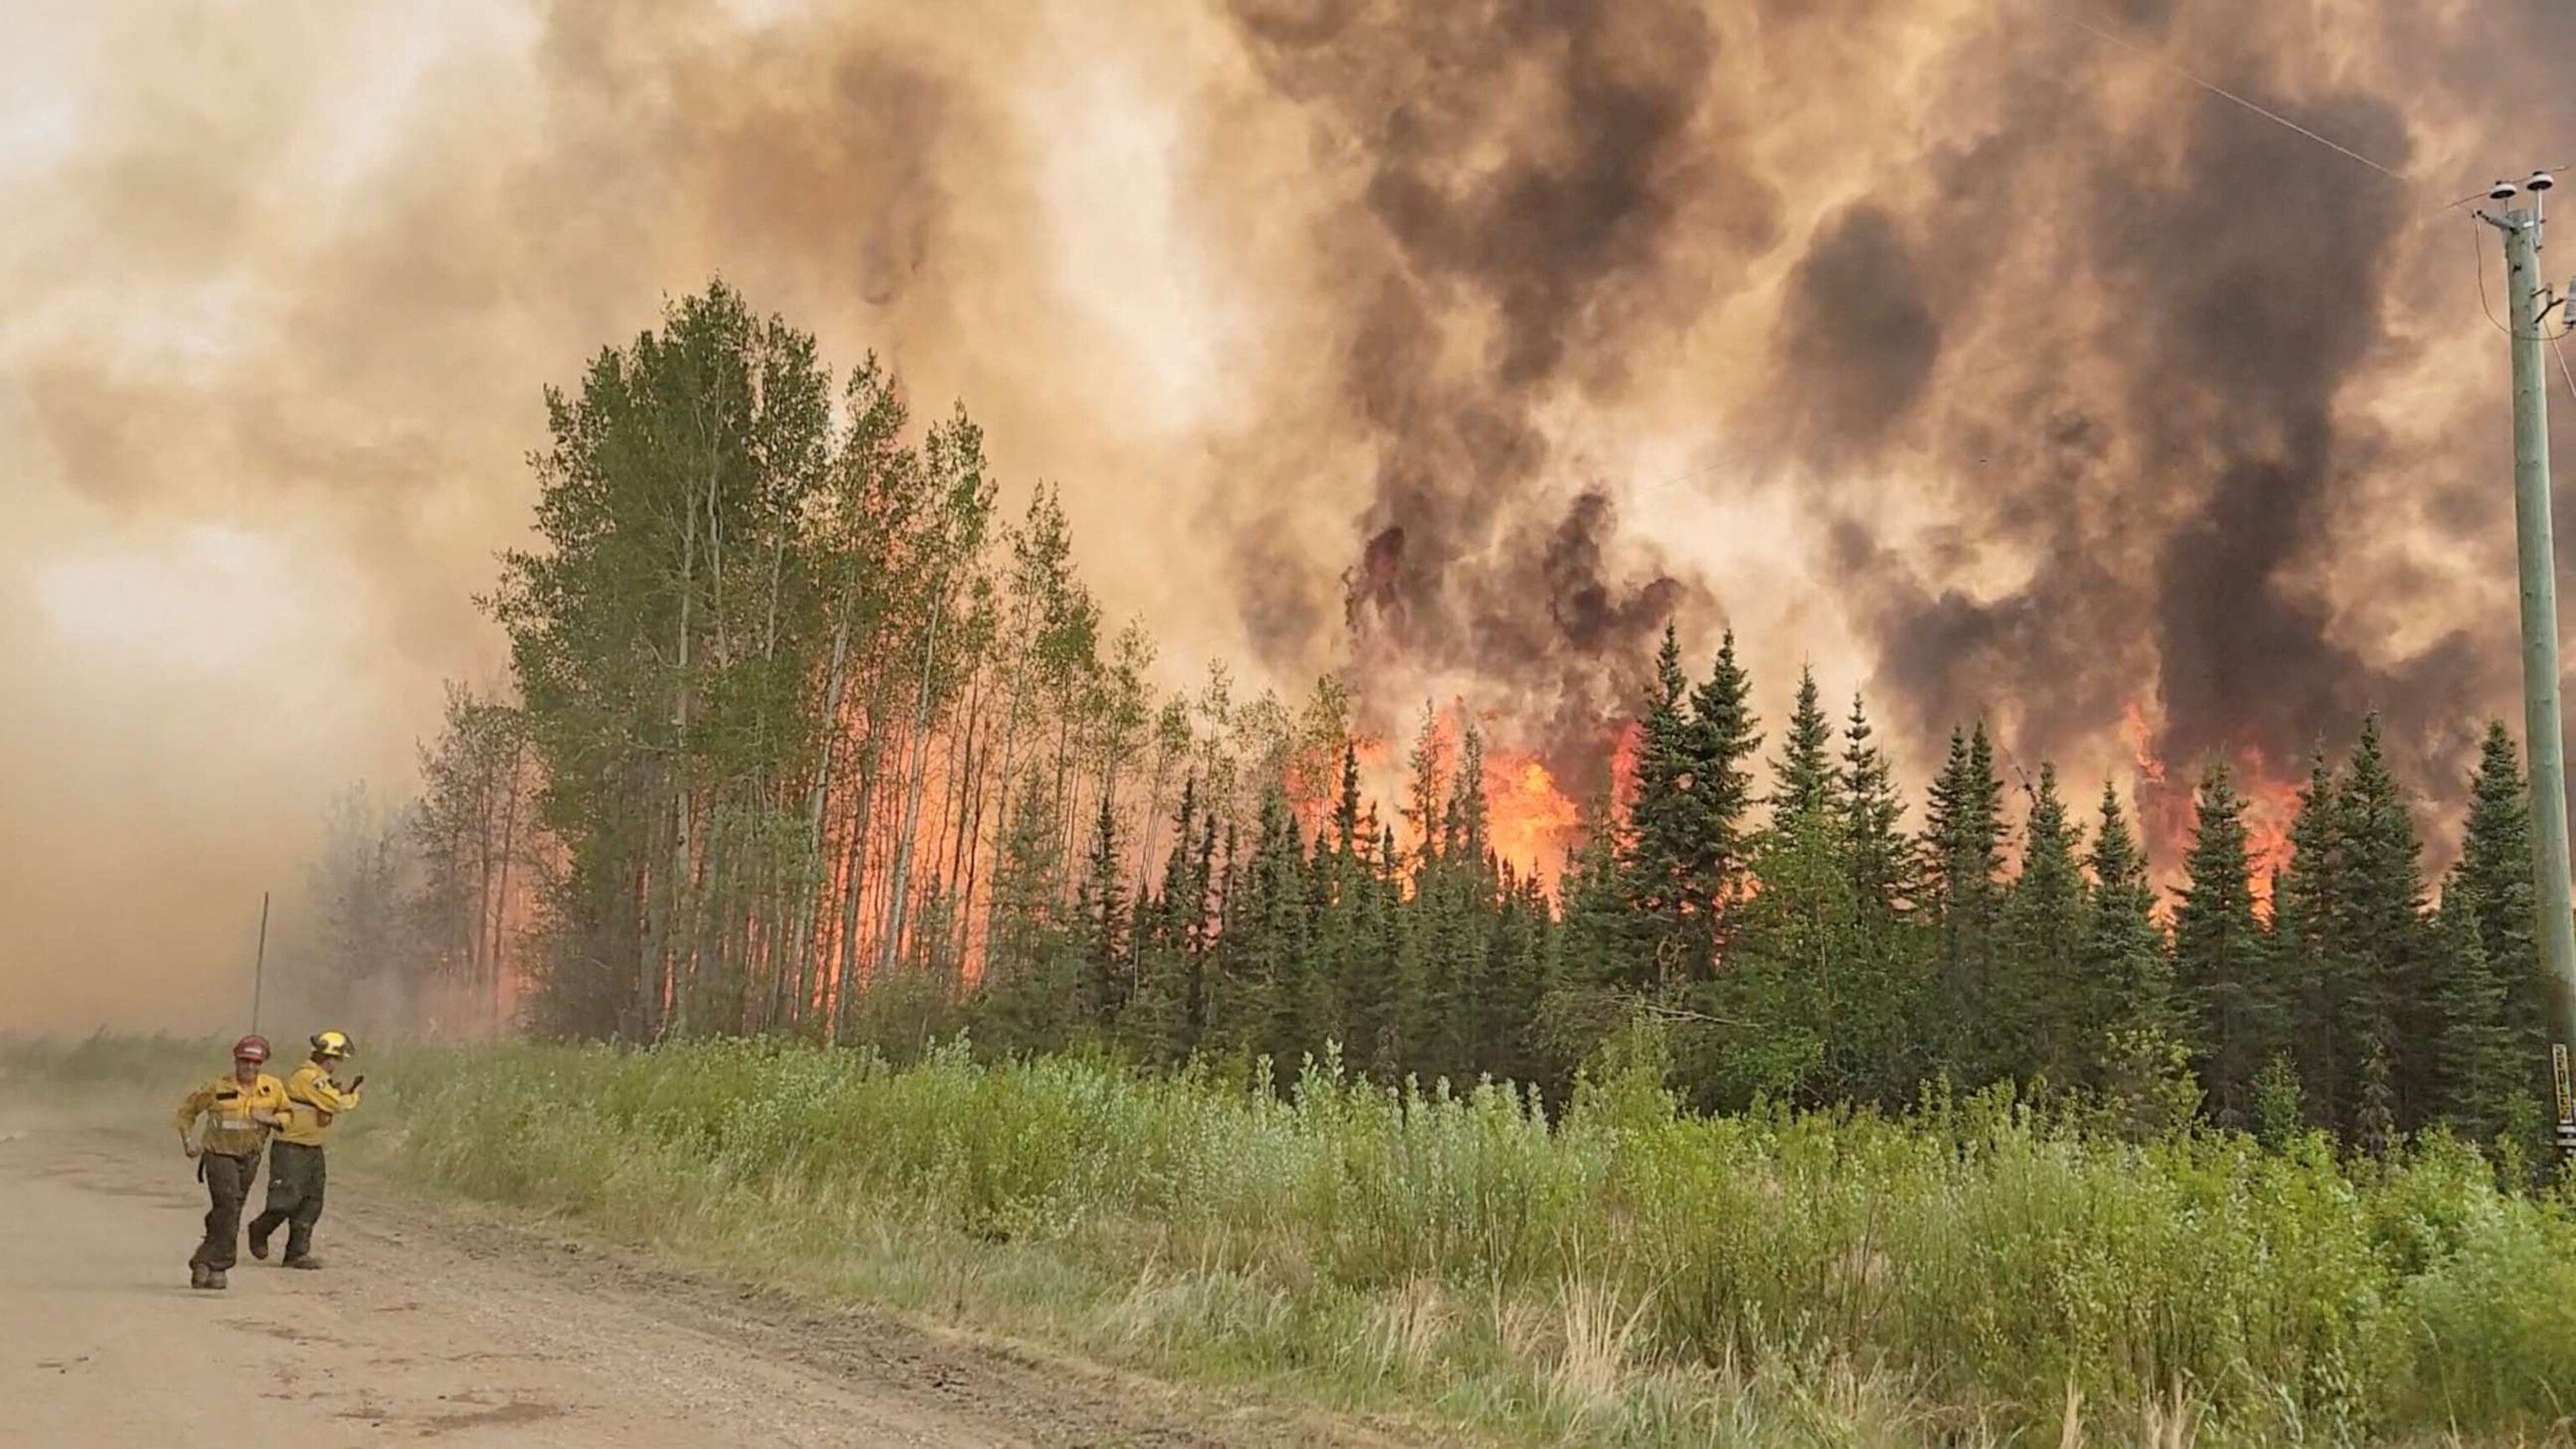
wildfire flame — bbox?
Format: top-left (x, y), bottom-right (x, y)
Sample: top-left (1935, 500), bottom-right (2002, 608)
top-left (1485, 754), bottom-right (1583, 887)
top-left (1305, 700), bottom-right (1617, 893)
top-left (2123, 698), bottom-right (2298, 917)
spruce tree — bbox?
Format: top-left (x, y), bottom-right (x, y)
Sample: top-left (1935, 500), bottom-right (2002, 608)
top-left (1839, 692), bottom-right (1914, 922)
top-left (2272, 751), bottom-right (2354, 1132)
top-left (1833, 693), bottom-right (1928, 1104)
top-left (2336, 716), bottom-right (2433, 1130)
top-left (1483, 874), bottom-right (1554, 1089)
top-left (1336, 823), bottom-right (1402, 1080)
top-left (2448, 723), bottom-right (2550, 1117)
top-left (2428, 897), bottom-right (2517, 1143)
top-left (1624, 624), bottom-right (1697, 977)
top-left (1685, 631), bottom-right (1763, 955)
top-left (979, 772), bottom-right (1073, 1056)
top-left (1735, 741), bottom-right (1861, 1105)
top-left (1310, 740), bottom-right (1366, 1060)
top-left (1560, 792), bottom-right (1638, 989)
top-left (1120, 777), bottom-right (1203, 1066)
top-left (1403, 704), bottom-right (1452, 875)
top-left (2084, 782), bottom-right (2188, 1125)
top-left (1072, 787), bottom-right (1129, 1028)
top-left (2002, 765), bottom-right (2085, 1088)
top-left (2171, 761), bottom-right (2278, 1128)
top-left (1770, 665), bottom-right (1835, 831)
top-left (1208, 788), bottom-right (1307, 1076)
top-left (2083, 783), bottom-right (2175, 1046)
top-left (1921, 724), bottom-right (2005, 1080)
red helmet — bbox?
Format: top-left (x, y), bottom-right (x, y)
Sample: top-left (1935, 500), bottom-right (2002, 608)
top-left (232, 1035), bottom-right (271, 1064)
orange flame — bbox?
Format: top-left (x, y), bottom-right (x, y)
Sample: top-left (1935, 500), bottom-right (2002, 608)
top-left (2122, 696), bottom-right (2299, 919)
top-left (2121, 700), bottom-right (2166, 789)
top-left (1608, 719), bottom-right (1644, 811)
top-left (2241, 774), bottom-right (2300, 917)
top-left (1485, 754), bottom-right (1583, 887)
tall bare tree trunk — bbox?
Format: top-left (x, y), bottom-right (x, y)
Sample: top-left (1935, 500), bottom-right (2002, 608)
top-left (644, 497), bottom-right (699, 1042)
top-left (795, 569), bottom-right (862, 1028)
top-left (490, 736), bottom-right (526, 1032)
top-left (876, 571), bottom-right (951, 978)
top-left (833, 734), bottom-right (885, 1041)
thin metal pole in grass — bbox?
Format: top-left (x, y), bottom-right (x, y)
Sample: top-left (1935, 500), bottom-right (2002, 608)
top-left (250, 891), bottom-right (270, 1034)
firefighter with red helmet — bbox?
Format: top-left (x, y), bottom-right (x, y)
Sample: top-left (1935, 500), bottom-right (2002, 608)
top-left (172, 1035), bottom-right (288, 1290)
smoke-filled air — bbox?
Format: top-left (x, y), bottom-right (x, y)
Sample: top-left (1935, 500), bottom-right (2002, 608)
top-left (4, 0), bottom-right (2571, 1035)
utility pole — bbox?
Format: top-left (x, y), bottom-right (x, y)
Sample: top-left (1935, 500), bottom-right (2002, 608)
top-left (2482, 170), bottom-right (2576, 1165)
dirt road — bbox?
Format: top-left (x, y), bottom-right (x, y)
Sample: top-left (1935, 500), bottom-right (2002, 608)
top-left (0, 1111), bottom-right (1374, 1448)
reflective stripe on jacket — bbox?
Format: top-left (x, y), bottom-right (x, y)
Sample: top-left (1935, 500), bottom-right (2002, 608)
top-left (174, 1073), bottom-right (288, 1157)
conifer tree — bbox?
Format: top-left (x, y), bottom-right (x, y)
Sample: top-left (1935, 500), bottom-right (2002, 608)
top-left (2084, 783), bottom-right (2188, 1124)
top-left (1839, 693), bottom-right (1913, 922)
top-left (2428, 897), bottom-right (2517, 1143)
top-left (1071, 787), bottom-right (1128, 1027)
top-left (2002, 765), bottom-right (2084, 1088)
top-left (1770, 665), bottom-right (1836, 831)
top-left (1735, 731), bottom-right (1862, 1104)
top-left (1334, 815), bottom-right (1403, 1080)
top-left (1361, 821), bottom-right (1408, 1078)
top-left (2336, 716), bottom-right (2433, 1130)
top-left (1119, 778), bottom-right (1202, 1065)
top-left (1921, 724), bottom-right (2005, 1078)
top-left (1483, 873), bottom-right (1553, 1089)
top-left (1559, 793), bottom-right (1638, 990)
top-left (2172, 761), bottom-right (2277, 1128)
top-left (979, 772), bottom-right (1072, 1056)
top-left (1625, 624), bottom-right (1696, 977)
top-left (2447, 723), bottom-right (2549, 1108)
top-left (1685, 631), bottom-right (1763, 955)
top-left (2272, 751), bottom-right (2353, 1130)
top-left (2082, 783), bottom-right (2174, 1047)
top-left (1203, 792), bottom-right (1304, 1071)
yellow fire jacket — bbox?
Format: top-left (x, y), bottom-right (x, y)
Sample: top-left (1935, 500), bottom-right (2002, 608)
top-left (275, 1061), bottom-right (361, 1147)
top-left (174, 1073), bottom-right (288, 1158)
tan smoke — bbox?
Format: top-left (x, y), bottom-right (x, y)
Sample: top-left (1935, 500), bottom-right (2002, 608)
top-left (1, 0), bottom-right (2563, 1028)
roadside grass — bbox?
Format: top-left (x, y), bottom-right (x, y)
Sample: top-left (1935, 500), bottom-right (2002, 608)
top-left (13, 1031), bottom-right (2576, 1446)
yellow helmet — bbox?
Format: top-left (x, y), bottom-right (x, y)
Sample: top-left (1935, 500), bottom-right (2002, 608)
top-left (310, 1030), bottom-right (353, 1059)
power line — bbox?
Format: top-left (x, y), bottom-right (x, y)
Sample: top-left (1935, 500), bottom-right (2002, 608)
top-left (1613, 11), bottom-right (2553, 510)
top-left (2036, 2), bottom-right (2415, 188)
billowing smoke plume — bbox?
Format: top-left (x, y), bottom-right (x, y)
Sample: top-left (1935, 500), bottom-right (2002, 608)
top-left (1219, 0), bottom-right (2570, 854)
top-left (1215, 0), bottom-right (1785, 791)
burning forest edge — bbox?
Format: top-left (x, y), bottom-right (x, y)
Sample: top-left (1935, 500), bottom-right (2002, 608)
top-left (278, 281), bottom-right (2567, 1171)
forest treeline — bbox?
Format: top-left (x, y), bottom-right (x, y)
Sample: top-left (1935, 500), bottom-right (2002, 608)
top-left (325, 282), bottom-right (2562, 1164)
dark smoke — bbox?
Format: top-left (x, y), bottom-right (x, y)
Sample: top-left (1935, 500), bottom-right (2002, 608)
top-left (1739, 3), bottom-right (2532, 851)
top-left (1223, 0), bottom-right (1774, 764)
top-left (1223, 0), bottom-right (2569, 854)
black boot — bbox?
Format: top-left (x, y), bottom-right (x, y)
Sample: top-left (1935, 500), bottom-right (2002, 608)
top-left (283, 1255), bottom-right (324, 1271)
top-left (190, 1263), bottom-right (214, 1291)
top-left (247, 1218), bottom-right (273, 1261)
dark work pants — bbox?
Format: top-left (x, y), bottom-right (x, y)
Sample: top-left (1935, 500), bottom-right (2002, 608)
top-left (190, 1150), bottom-right (258, 1271)
top-left (252, 1142), bottom-right (327, 1262)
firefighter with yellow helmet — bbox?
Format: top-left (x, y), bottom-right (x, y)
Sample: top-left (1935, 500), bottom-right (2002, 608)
top-left (248, 1030), bottom-right (362, 1270)
top-left (173, 1035), bottom-right (289, 1290)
